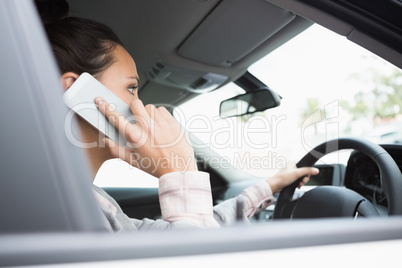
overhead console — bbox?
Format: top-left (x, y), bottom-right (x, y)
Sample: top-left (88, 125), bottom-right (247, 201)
top-left (177, 0), bottom-right (296, 67)
top-left (147, 60), bottom-right (228, 93)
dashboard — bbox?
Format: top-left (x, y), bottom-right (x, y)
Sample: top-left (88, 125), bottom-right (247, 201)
top-left (344, 144), bottom-right (402, 210)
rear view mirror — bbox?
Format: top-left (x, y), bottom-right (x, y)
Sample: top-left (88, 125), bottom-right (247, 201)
top-left (219, 87), bottom-right (281, 118)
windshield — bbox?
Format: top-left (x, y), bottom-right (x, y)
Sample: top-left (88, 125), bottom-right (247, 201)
top-left (175, 24), bottom-right (402, 178)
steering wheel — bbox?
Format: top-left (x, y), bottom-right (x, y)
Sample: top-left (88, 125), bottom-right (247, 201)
top-left (273, 138), bottom-right (402, 219)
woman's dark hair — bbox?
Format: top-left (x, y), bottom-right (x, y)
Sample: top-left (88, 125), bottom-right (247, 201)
top-left (35, 0), bottom-right (123, 77)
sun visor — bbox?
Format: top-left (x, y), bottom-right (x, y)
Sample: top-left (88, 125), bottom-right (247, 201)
top-left (178, 0), bottom-right (295, 67)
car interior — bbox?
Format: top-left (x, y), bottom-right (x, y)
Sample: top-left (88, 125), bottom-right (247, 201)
top-left (66, 0), bottom-right (402, 221)
top-left (1, 0), bottom-right (402, 266)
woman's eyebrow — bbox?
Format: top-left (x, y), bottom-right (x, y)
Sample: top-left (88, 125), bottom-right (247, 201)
top-left (127, 76), bottom-right (140, 85)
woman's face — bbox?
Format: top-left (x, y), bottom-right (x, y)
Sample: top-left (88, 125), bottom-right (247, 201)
top-left (98, 45), bottom-right (140, 104)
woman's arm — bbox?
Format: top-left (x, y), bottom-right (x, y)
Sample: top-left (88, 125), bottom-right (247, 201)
top-left (213, 167), bottom-right (319, 226)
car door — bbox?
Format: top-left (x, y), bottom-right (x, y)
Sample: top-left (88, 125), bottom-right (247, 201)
top-left (1, 1), bottom-right (402, 267)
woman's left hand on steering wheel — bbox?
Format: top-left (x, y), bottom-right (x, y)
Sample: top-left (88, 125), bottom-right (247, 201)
top-left (267, 166), bottom-right (319, 194)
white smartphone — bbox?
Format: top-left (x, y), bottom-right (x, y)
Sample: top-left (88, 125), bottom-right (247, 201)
top-left (63, 72), bottom-right (135, 147)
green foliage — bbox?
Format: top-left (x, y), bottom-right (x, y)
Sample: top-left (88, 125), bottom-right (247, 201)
top-left (301, 98), bottom-right (320, 120)
top-left (299, 97), bottom-right (321, 134)
top-left (343, 68), bottom-right (402, 120)
top-left (299, 61), bottom-right (402, 136)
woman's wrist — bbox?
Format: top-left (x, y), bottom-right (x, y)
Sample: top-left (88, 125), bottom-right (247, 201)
top-left (266, 177), bottom-right (281, 194)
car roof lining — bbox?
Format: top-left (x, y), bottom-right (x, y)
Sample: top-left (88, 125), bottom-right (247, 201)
top-left (67, 0), bottom-right (401, 106)
top-left (67, 0), bottom-right (313, 105)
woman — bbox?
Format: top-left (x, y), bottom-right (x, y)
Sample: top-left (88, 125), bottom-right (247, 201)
top-left (36, 0), bottom-right (319, 231)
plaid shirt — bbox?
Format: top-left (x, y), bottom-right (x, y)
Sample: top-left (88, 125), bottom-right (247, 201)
top-left (94, 171), bottom-right (275, 230)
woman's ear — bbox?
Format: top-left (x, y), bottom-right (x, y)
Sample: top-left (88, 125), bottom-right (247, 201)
top-left (61, 72), bottom-right (80, 90)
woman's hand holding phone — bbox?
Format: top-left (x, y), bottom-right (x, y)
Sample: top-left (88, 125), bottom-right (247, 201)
top-left (95, 97), bottom-right (197, 178)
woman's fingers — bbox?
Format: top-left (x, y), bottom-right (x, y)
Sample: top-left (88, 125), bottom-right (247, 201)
top-left (294, 166), bottom-right (319, 178)
top-left (155, 105), bottom-right (174, 121)
top-left (267, 166), bottom-right (319, 194)
top-left (294, 167), bottom-right (319, 188)
top-left (297, 176), bottom-right (311, 189)
top-left (129, 98), bottom-right (151, 121)
top-left (103, 138), bottom-right (132, 162)
top-left (95, 96), bottom-right (197, 177)
top-left (144, 103), bottom-right (155, 116)
top-left (103, 138), bottom-right (145, 171)
top-left (95, 97), bottom-right (142, 143)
